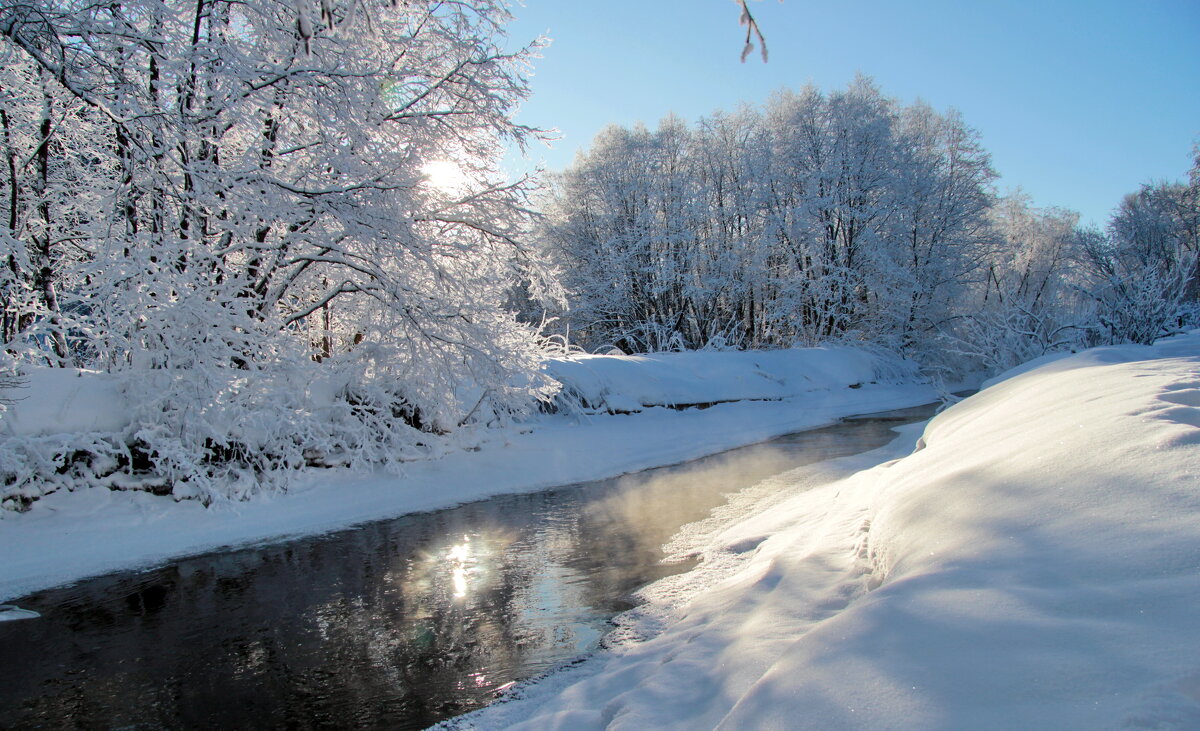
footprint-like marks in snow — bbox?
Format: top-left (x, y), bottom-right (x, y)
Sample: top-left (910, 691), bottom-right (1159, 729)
top-left (1150, 381), bottom-right (1200, 443)
top-left (1159, 387), bottom-right (1200, 408)
top-left (725, 535), bottom-right (767, 554)
top-left (1159, 382), bottom-right (1200, 417)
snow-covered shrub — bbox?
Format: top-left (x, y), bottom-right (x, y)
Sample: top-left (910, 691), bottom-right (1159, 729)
top-left (0, 354), bottom-right (555, 510)
top-left (0, 433), bottom-right (128, 511)
top-left (1077, 180), bottom-right (1199, 345)
top-left (858, 344), bottom-right (924, 385)
top-left (940, 301), bottom-right (1091, 375)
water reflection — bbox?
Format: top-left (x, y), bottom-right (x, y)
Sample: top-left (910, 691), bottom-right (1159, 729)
top-left (0, 403), bottom-right (936, 730)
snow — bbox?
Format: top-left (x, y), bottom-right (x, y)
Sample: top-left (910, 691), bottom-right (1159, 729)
top-left (0, 346), bottom-right (936, 602)
top-left (0, 368), bottom-right (127, 437)
top-left (545, 346), bottom-right (913, 413)
top-left (448, 331), bottom-right (1200, 730)
top-left (0, 604), bottom-right (40, 622)
top-left (9, 332), bottom-right (1197, 728)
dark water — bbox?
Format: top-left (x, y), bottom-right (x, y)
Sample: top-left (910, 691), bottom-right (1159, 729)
top-left (0, 403), bottom-right (936, 730)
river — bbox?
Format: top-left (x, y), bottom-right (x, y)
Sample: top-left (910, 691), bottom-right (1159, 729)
top-left (0, 402), bottom-right (937, 729)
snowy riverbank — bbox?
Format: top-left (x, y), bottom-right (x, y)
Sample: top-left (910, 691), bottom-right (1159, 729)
top-left (450, 330), bottom-right (1200, 729)
top-left (0, 347), bottom-right (936, 602)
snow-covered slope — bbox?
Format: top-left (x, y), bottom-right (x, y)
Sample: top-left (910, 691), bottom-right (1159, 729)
top-left (1, 347), bottom-right (918, 438)
top-left (456, 332), bottom-right (1200, 730)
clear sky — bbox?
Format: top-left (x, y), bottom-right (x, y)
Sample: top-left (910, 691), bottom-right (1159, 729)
top-left (501, 0), bottom-right (1200, 228)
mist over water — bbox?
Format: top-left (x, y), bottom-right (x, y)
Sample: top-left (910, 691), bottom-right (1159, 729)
top-left (0, 403), bottom-right (937, 730)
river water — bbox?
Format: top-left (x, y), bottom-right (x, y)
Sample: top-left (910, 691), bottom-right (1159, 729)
top-left (0, 403), bottom-right (936, 729)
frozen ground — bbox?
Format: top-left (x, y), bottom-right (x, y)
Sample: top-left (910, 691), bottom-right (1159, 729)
top-left (448, 331), bottom-right (1200, 730)
top-left (0, 347), bottom-right (936, 602)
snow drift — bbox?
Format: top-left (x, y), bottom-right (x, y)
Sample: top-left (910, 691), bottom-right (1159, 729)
top-left (455, 331), bottom-right (1200, 729)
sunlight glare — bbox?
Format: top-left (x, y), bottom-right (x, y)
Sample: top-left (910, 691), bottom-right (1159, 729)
top-left (448, 536), bottom-right (471, 599)
top-left (421, 159), bottom-right (470, 194)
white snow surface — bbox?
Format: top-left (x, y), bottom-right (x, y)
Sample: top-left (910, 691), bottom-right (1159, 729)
top-left (450, 331), bottom-right (1200, 730)
top-left (545, 346), bottom-right (909, 413)
top-left (0, 346), bottom-right (936, 601)
top-left (0, 368), bottom-right (127, 436)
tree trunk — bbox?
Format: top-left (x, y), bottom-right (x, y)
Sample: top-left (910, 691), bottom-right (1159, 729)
top-left (32, 78), bottom-right (69, 364)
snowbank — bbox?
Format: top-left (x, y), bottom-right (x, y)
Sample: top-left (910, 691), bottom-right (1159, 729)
top-left (0, 368), bottom-right (127, 436)
top-left (454, 331), bottom-right (1200, 729)
top-left (0, 347), bottom-right (916, 439)
top-left (0, 346), bottom-right (921, 510)
top-left (0, 346), bottom-right (937, 601)
top-left (545, 347), bottom-right (916, 413)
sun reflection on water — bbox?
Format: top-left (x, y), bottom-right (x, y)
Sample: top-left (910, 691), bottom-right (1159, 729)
top-left (448, 536), bottom-right (472, 599)
top-left (401, 528), bottom-right (516, 608)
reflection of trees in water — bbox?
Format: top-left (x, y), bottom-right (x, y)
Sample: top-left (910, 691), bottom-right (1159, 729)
top-left (0, 403), bottom-right (938, 729)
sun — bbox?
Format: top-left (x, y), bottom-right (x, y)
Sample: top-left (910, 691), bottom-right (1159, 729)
top-left (421, 159), bottom-right (471, 194)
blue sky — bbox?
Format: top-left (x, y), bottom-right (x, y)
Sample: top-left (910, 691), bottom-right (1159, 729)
top-left (502, 0), bottom-right (1199, 227)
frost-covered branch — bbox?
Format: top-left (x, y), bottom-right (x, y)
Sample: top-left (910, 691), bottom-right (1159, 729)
top-left (1, 0), bottom-right (561, 507)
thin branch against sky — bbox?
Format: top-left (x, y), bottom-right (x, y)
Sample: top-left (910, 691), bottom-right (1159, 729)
top-left (736, 0), bottom-right (770, 63)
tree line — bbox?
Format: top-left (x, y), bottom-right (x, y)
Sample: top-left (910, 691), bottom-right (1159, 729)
top-left (538, 77), bottom-right (1199, 374)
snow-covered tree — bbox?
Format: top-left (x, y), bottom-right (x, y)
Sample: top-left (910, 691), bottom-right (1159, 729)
top-left (885, 103), bottom-right (994, 356)
top-left (544, 77), bottom-right (997, 359)
top-left (541, 119), bottom-right (705, 352)
top-left (0, 42), bottom-right (110, 366)
top-left (1079, 176), bottom-right (1200, 345)
top-left (760, 78), bottom-right (906, 345)
top-left (1, 0), bottom-right (559, 504)
top-left (946, 193), bottom-right (1088, 371)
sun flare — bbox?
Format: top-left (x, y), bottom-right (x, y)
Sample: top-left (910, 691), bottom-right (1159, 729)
top-left (421, 159), bottom-right (470, 194)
